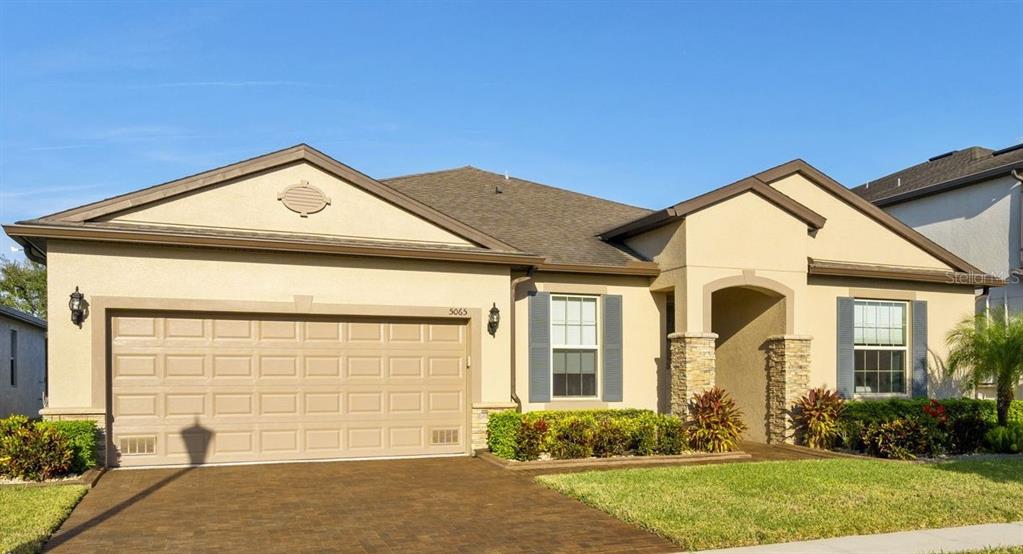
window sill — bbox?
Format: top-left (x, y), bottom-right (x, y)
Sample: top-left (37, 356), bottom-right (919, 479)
top-left (853, 393), bottom-right (910, 400)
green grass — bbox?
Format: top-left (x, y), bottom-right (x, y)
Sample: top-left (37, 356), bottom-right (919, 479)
top-left (0, 485), bottom-right (87, 554)
top-left (945, 548), bottom-right (1023, 554)
top-left (537, 458), bottom-right (1023, 551)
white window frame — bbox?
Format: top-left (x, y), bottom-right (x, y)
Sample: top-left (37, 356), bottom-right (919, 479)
top-left (853, 299), bottom-right (910, 398)
top-left (550, 294), bottom-right (600, 400)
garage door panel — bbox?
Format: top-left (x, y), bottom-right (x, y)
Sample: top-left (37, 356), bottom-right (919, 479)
top-left (112, 313), bottom-right (468, 467)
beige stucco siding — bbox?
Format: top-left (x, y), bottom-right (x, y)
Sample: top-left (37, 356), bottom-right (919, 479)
top-left (102, 162), bottom-right (473, 247)
top-left (0, 316), bottom-right (46, 418)
top-left (46, 239), bottom-right (511, 413)
top-left (513, 272), bottom-right (663, 413)
top-left (769, 174), bottom-right (954, 270)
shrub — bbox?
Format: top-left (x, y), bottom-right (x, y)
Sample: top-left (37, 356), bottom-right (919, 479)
top-left (985, 424), bottom-right (1023, 454)
top-left (514, 417), bottom-right (548, 461)
top-left (655, 415), bottom-right (688, 455)
top-left (0, 418), bottom-right (73, 481)
top-left (837, 398), bottom-right (1021, 457)
top-left (686, 388), bottom-right (746, 453)
top-left (548, 417), bottom-right (595, 459)
top-left (486, 411), bottom-right (521, 459)
top-left (592, 417), bottom-right (633, 457)
top-left (793, 387), bottom-right (845, 449)
top-left (862, 418), bottom-right (931, 460)
top-left (38, 420), bottom-right (98, 473)
top-left (487, 409), bottom-right (690, 460)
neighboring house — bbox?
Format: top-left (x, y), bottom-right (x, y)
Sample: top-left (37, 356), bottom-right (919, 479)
top-left (0, 305), bottom-right (47, 418)
top-left (3, 145), bottom-right (994, 467)
top-left (853, 142), bottom-right (1023, 399)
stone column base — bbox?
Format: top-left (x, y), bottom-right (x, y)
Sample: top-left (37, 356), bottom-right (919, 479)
top-left (471, 403), bottom-right (517, 451)
top-left (765, 335), bottom-right (812, 444)
top-left (668, 332), bottom-right (718, 418)
top-left (40, 408), bottom-right (109, 466)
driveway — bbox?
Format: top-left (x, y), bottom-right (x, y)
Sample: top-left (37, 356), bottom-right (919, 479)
top-left (45, 456), bottom-right (674, 553)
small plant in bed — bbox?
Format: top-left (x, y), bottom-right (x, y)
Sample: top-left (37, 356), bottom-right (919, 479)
top-left (685, 387), bottom-right (746, 453)
top-left (792, 387), bottom-right (844, 449)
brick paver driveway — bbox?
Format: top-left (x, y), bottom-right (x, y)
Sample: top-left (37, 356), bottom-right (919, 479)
top-left (45, 456), bottom-right (674, 553)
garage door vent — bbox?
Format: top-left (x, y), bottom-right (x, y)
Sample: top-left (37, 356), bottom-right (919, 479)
top-left (119, 436), bottom-right (156, 455)
top-left (431, 429), bottom-right (459, 445)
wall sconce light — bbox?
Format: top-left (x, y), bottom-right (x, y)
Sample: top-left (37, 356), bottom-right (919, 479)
top-left (69, 286), bottom-right (86, 327)
top-left (488, 302), bottom-right (500, 336)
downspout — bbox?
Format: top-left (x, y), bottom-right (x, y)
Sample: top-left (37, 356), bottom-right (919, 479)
top-left (509, 267), bottom-right (536, 412)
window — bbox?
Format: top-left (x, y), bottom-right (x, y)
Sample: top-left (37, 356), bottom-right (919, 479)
top-left (9, 329), bottom-right (16, 387)
top-left (551, 295), bottom-right (598, 397)
top-left (853, 300), bottom-right (907, 395)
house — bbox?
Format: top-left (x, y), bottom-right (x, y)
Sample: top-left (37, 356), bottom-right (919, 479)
top-left (853, 142), bottom-right (1023, 398)
top-left (0, 305), bottom-right (47, 418)
top-left (3, 145), bottom-right (995, 467)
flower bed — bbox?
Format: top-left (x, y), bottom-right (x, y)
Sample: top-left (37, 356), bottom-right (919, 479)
top-left (487, 388), bottom-right (746, 461)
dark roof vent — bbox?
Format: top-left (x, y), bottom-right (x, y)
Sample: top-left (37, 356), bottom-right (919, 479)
top-left (928, 150), bottom-right (957, 162)
top-left (992, 143), bottom-right (1023, 157)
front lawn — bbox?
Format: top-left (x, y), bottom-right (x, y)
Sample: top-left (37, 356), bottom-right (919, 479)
top-left (538, 458), bottom-right (1023, 551)
top-left (0, 485), bottom-right (87, 554)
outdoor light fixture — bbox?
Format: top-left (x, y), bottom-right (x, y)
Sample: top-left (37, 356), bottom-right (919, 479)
top-left (69, 287), bottom-right (86, 327)
top-left (488, 302), bottom-right (500, 336)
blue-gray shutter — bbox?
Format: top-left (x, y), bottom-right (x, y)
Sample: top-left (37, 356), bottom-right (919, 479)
top-left (836, 297), bottom-right (855, 398)
top-left (528, 291), bottom-right (551, 403)
top-left (602, 294), bottom-right (623, 402)
top-left (911, 300), bottom-right (928, 398)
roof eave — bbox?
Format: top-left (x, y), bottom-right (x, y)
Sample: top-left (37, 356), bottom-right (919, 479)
top-left (807, 258), bottom-right (1005, 287)
top-left (3, 223), bottom-right (545, 267)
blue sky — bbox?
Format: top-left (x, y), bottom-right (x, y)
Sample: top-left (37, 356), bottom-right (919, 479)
top-left (1, 1), bottom-right (1021, 258)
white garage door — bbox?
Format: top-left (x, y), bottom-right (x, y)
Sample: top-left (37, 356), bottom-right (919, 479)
top-left (109, 313), bottom-right (468, 467)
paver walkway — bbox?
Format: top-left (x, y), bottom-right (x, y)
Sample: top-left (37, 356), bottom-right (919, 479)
top-left (43, 456), bottom-right (674, 553)
top-left (691, 522), bottom-right (1023, 554)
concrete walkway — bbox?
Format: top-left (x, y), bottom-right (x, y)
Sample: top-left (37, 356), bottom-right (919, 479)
top-left (690, 522), bottom-right (1023, 554)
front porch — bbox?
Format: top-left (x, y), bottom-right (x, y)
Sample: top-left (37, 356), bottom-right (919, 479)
top-left (664, 275), bottom-right (812, 443)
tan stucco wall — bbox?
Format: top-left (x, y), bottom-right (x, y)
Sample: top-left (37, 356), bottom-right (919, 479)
top-left (102, 162), bottom-right (472, 247)
top-left (45, 239), bottom-right (511, 412)
top-left (513, 272), bottom-right (663, 412)
top-left (0, 316), bottom-right (46, 418)
top-left (769, 174), bottom-right (954, 270)
top-left (711, 287), bottom-right (785, 441)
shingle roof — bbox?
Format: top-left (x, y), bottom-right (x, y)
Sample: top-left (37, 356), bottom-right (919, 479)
top-left (853, 143), bottom-right (1023, 205)
top-left (383, 167), bottom-right (653, 266)
top-left (0, 305), bottom-right (46, 330)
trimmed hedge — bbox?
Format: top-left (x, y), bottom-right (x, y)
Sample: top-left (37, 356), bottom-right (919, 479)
top-left (838, 398), bottom-right (1023, 458)
top-left (38, 420), bottom-right (98, 474)
top-left (842, 398), bottom-right (1023, 427)
top-left (487, 409), bottom-right (686, 461)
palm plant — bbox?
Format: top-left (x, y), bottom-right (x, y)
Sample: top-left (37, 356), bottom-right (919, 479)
top-left (946, 310), bottom-right (1023, 426)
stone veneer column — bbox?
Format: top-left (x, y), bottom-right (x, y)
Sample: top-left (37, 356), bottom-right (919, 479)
top-left (765, 335), bottom-right (812, 444)
top-left (471, 403), bottom-right (517, 452)
top-left (668, 332), bottom-right (718, 417)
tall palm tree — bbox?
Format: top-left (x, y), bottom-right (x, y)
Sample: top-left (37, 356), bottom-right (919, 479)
top-left (946, 310), bottom-right (1023, 426)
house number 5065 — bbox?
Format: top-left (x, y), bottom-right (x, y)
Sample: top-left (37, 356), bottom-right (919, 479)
top-left (449, 308), bottom-right (468, 316)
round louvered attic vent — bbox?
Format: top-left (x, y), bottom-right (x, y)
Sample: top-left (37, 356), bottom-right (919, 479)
top-left (277, 180), bottom-right (331, 217)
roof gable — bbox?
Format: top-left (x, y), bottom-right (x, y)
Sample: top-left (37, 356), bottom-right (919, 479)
top-left (756, 160), bottom-right (982, 274)
top-left (35, 145), bottom-right (517, 252)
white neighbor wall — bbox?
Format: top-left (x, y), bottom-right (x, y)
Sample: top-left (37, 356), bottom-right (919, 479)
top-left (883, 174), bottom-right (1023, 398)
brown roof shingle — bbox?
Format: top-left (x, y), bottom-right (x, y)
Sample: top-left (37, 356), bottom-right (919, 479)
top-left (383, 167), bottom-right (653, 266)
top-left (853, 143), bottom-right (1023, 205)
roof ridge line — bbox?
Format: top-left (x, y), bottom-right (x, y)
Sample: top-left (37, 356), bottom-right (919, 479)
top-left (379, 166), bottom-right (475, 182)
